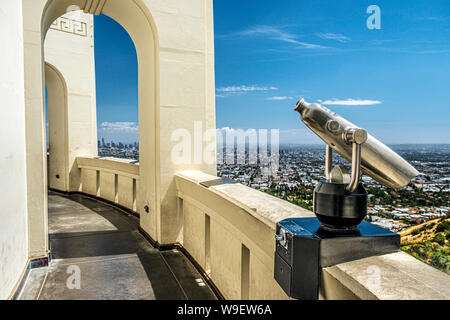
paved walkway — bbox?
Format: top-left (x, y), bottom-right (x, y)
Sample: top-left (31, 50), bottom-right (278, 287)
top-left (18, 192), bottom-right (216, 300)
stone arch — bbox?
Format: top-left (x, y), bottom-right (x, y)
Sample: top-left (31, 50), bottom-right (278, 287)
top-left (45, 62), bottom-right (69, 192)
top-left (24, 0), bottom-right (161, 257)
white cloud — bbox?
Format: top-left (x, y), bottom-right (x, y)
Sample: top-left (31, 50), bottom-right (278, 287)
top-left (317, 33), bottom-right (350, 43)
top-left (217, 85), bottom-right (278, 93)
top-left (99, 122), bottom-right (138, 132)
top-left (228, 25), bottom-right (329, 50)
top-left (216, 85), bottom-right (278, 97)
top-left (266, 96), bottom-right (294, 101)
top-left (217, 126), bottom-right (254, 134)
top-left (318, 99), bottom-right (382, 106)
top-left (98, 122), bottom-right (139, 144)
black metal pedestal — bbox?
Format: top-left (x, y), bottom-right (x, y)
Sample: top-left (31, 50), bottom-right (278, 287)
top-left (274, 217), bottom-right (400, 300)
top-left (314, 181), bottom-right (368, 230)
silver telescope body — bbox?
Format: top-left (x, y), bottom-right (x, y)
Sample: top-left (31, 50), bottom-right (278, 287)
top-left (294, 98), bottom-right (419, 190)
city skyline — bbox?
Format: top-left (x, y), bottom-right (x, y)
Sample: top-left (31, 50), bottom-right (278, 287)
top-left (96, 136), bottom-right (450, 147)
top-left (94, 0), bottom-right (450, 144)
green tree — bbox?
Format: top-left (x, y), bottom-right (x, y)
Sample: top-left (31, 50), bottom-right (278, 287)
top-left (436, 221), bottom-right (450, 233)
top-left (433, 233), bottom-right (446, 246)
top-left (431, 252), bottom-right (450, 275)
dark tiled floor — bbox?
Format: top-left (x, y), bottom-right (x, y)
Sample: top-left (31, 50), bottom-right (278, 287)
top-left (18, 192), bottom-right (216, 300)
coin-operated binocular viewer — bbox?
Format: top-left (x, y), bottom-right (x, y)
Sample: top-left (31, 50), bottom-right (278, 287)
top-left (274, 98), bottom-right (419, 300)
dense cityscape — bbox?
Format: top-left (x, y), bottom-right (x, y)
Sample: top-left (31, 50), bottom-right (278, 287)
top-left (98, 137), bottom-right (139, 160)
top-left (98, 140), bottom-right (450, 273)
top-left (97, 140), bottom-right (449, 230)
top-left (218, 144), bottom-right (450, 230)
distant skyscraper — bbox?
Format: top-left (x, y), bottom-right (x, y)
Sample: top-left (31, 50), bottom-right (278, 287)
top-left (102, 137), bottom-right (105, 147)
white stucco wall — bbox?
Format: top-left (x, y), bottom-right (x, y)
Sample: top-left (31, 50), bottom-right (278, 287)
top-left (0, 1), bottom-right (29, 299)
top-left (45, 11), bottom-right (97, 192)
top-left (146, 0), bottom-right (218, 245)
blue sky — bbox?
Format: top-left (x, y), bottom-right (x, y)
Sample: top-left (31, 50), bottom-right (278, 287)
top-left (94, 0), bottom-right (450, 144)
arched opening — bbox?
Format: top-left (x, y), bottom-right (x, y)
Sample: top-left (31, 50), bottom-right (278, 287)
top-left (95, 14), bottom-right (139, 162)
top-left (23, 0), bottom-right (161, 258)
top-left (45, 62), bottom-right (69, 192)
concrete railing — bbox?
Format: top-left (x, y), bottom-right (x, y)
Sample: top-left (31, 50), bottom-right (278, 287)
top-left (76, 157), bottom-right (139, 214)
top-left (175, 171), bottom-right (450, 300)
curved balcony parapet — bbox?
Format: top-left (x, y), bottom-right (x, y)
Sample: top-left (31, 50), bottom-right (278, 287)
top-left (76, 156), bottom-right (139, 213)
top-left (175, 170), bottom-right (450, 300)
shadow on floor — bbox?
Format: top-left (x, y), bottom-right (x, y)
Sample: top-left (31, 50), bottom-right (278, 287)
top-left (18, 192), bottom-right (216, 300)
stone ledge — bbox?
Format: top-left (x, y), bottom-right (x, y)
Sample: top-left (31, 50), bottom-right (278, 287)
top-left (177, 170), bottom-right (314, 230)
top-left (324, 251), bottom-right (450, 300)
top-left (76, 156), bottom-right (139, 178)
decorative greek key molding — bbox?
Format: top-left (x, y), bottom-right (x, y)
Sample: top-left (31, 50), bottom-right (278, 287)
top-left (50, 17), bottom-right (87, 37)
top-left (83, 0), bottom-right (107, 15)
